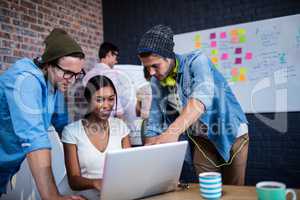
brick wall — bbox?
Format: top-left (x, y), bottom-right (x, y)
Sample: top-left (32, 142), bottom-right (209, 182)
top-left (0, 0), bottom-right (103, 73)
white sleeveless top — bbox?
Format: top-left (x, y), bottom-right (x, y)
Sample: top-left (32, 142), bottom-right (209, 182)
top-left (61, 118), bottom-right (130, 179)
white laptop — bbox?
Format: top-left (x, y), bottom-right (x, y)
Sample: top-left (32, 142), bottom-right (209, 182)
top-left (100, 141), bottom-right (188, 200)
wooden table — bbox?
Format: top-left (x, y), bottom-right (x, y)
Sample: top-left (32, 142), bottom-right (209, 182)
top-left (142, 184), bottom-right (300, 200)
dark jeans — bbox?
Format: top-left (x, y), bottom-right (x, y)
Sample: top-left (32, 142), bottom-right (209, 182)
top-left (178, 133), bottom-right (198, 183)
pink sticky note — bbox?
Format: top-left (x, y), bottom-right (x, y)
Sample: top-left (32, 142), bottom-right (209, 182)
top-left (235, 48), bottom-right (242, 54)
top-left (210, 41), bottom-right (217, 48)
top-left (221, 53), bottom-right (229, 60)
top-left (231, 68), bottom-right (238, 76)
top-left (245, 52), bottom-right (252, 60)
top-left (235, 58), bottom-right (242, 64)
top-left (210, 33), bottom-right (216, 39)
top-left (220, 32), bottom-right (227, 39)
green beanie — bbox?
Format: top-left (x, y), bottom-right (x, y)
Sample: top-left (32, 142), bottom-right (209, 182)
top-left (42, 28), bottom-right (84, 63)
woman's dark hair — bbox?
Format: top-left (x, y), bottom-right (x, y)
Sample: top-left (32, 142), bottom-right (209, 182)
top-left (84, 75), bottom-right (118, 117)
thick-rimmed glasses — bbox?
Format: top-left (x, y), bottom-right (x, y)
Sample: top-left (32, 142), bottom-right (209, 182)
top-left (54, 63), bottom-right (86, 80)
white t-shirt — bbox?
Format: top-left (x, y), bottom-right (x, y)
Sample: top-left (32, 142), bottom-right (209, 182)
top-left (61, 118), bottom-right (130, 179)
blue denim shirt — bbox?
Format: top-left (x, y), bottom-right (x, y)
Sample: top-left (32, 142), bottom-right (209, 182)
top-left (145, 50), bottom-right (248, 162)
top-left (0, 58), bottom-right (69, 193)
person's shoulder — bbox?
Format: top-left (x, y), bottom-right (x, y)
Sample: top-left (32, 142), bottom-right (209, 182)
top-left (64, 120), bottom-right (83, 131)
top-left (1, 58), bottom-right (45, 83)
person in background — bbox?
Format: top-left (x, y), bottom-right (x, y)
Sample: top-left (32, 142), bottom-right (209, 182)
top-left (0, 28), bottom-right (86, 200)
top-left (83, 42), bottom-right (139, 145)
top-left (62, 75), bottom-right (131, 199)
top-left (137, 25), bottom-right (249, 185)
top-left (83, 42), bottom-right (123, 118)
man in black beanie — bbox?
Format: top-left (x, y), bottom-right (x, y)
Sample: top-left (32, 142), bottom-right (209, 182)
top-left (0, 28), bottom-right (86, 199)
top-left (137, 25), bottom-right (249, 185)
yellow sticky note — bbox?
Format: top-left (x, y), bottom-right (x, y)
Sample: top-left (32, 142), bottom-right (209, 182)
top-left (194, 34), bottom-right (201, 41)
top-left (211, 57), bottom-right (218, 64)
top-left (239, 67), bottom-right (247, 74)
top-left (211, 49), bottom-right (218, 55)
top-left (238, 28), bottom-right (246, 36)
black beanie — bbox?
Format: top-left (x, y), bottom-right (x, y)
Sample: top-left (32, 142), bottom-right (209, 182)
top-left (42, 28), bottom-right (84, 63)
top-left (137, 25), bottom-right (175, 58)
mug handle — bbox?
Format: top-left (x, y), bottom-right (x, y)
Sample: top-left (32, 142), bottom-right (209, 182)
top-left (286, 188), bottom-right (297, 200)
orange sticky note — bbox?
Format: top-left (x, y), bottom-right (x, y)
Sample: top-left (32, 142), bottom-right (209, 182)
top-left (239, 74), bottom-right (246, 81)
top-left (230, 29), bottom-right (238, 37)
top-left (211, 57), bottom-right (218, 64)
top-left (195, 42), bottom-right (201, 49)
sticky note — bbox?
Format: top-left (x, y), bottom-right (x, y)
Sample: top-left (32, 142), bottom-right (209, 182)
top-left (210, 41), bottom-right (217, 47)
top-left (221, 53), bottom-right (229, 60)
top-left (239, 36), bottom-right (246, 43)
top-left (210, 33), bottom-right (216, 39)
top-left (231, 68), bottom-right (238, 76)
top-left (194, 34), bottom-right (201, 41)
top-left (195, 42), bottom-right (201, 49)
top-left (211, 57), bottom-right (218, 64)
top-left (235, 48), bottom-right (242, 54)
top-left (239, 74), bottom-right (246, 81)
top-left (235, 58), bottom-right (242, 64)
top-left (231, 36), bottom-right (239, 43)
top-left (245, 52), bottom-right (252, 60)
top-left (211, 49), bottom-right (218, 55)
top-left (238, 28), bottom-right (246, 36)
top-left (239, 67), bottom-right (247, 74)
top-left (230, 29), bottom-right (238, 37)
top-left (231, 76), bottom-right (238, 82)
top-left (220, 32), bottom-right (227, 39)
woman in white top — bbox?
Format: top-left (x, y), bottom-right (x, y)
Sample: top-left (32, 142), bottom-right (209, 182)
top-left (61, 75), bottom-right (131, 198)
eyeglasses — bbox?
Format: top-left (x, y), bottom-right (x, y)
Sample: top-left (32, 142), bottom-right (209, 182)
top-left (54, 63), bottom-right (86, 80)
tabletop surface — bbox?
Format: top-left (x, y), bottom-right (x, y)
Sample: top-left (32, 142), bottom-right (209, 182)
top-left (142, 184), bottom-right (300, 200)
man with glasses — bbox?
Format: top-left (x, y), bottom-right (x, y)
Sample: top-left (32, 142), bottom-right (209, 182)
top-left (83, 42), bottom-right (123, 117)
top-left (0, 28), bottom-right (85, 200)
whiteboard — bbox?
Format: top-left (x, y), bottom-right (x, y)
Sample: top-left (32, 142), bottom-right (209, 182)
top-left (174, 14), bottom-right (300, 113)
